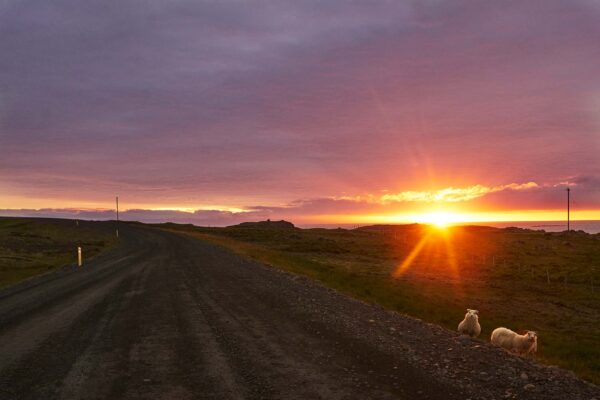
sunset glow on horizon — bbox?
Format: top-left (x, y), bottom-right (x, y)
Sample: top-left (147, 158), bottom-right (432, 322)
top-left (307, 209), bottom-right (600, 226)
top-left (1, 180), bottom-right (599, 226)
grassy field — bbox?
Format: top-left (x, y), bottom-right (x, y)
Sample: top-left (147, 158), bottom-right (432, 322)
top-left (160, 221), bottom-right (600, 384)
top-left (0, 217), bottom-right (117, 289)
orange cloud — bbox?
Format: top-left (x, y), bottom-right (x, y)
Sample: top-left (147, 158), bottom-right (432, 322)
top-left (338, 182), bottom-right (539, 204)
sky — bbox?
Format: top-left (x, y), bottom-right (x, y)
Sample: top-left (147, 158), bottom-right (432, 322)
top-left (1, 0), bottom-right (599, 226)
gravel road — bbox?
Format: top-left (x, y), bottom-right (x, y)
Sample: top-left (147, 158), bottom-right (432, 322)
top-left (0, 224), bottom-right (598, 399)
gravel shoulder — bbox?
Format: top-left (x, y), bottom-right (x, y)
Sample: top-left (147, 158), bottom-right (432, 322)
top-left (0, 225), bottom-right (597, 399)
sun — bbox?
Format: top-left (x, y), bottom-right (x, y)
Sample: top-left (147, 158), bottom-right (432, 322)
top-left (415, 212), bottom-right (461, 228)
top-left (431, 218), bottom-right (450, 228)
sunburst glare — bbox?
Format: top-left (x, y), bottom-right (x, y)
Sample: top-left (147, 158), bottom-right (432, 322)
top-left (391, 224), bottom-right (465, 298)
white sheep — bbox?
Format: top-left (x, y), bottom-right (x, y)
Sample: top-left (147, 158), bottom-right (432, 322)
top-left (491, 327), bottom-right (537, 355)
top-left (457, 309), bottom-right (481, 338)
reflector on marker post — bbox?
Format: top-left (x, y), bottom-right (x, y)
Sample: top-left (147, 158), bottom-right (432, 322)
top-left (78, 246), bottom-right (82, 267)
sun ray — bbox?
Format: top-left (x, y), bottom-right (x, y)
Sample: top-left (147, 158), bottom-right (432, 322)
top-left (392, 231), bottom-right (433, 278)
top-left (439, 227), bottom-right (465, 298)
top-left (391, 222), bottom-right (465, 300)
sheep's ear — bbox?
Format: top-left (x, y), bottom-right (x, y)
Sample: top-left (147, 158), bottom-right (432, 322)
top-left (467, 308), bottom-right (472, 312)
top-left (473, 310), bottom-right (479, 315)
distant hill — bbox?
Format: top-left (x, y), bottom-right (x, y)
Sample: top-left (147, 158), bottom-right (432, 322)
top-left (228, 219), bottom-right (296, 230)
top-left (355, 224), bottom-right (422, 232)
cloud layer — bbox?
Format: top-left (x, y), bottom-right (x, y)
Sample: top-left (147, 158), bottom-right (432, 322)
top-left (1, 1), bottom-right (599, 220)
top-left (2, 177), bottom-right (598, 225)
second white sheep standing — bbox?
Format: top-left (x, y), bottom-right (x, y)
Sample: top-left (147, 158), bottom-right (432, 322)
top-left (457, 309), bottom-right (481, 338)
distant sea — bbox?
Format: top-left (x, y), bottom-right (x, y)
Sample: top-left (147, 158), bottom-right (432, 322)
top-left (483, 220), bottom-right (600, 234)
top-left (300, 220), bottom-right (600, 234)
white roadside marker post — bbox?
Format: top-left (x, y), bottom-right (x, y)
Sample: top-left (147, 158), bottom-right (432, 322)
top-left (78, 246), bottom-right (82, 267)
top-left (116, 195), bottom-right (119, 238)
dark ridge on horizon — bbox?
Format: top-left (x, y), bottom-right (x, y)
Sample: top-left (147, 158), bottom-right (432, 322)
top-left (2, 216), bottom-right (599, 236)
top-left (228, 220), bottom-right (296, 230)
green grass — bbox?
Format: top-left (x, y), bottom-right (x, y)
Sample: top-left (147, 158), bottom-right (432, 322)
top-left (0, 217), bottom-right (117, 288)
top-left (159, 222), bottom-right (600, 384)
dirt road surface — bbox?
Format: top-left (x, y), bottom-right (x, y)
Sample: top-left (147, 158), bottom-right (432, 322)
top-left (0, 224), bottom-right (597, 399)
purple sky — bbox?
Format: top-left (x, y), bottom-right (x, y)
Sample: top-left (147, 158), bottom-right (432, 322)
top-left (1, 1), bottom-right (599, 225)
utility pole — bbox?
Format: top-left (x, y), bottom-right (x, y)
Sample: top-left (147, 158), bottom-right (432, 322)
top-left (566, 187), bottom-right (570, 232)
top-left (116, 195), bottom-right (119, 238)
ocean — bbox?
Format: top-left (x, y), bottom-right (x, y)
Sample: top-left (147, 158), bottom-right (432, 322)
top-left (483, 220), bottom-right (600, 234)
